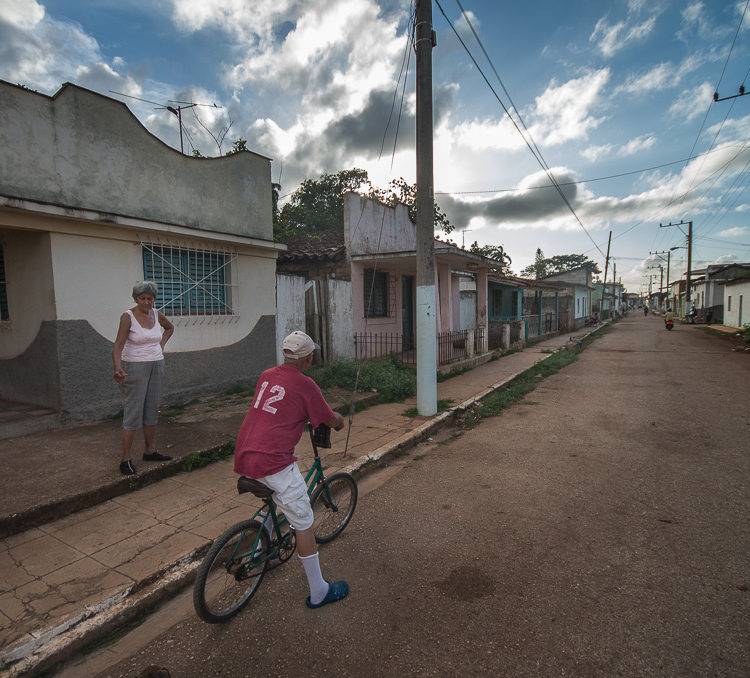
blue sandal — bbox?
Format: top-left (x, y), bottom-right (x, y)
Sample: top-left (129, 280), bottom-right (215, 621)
top-left (306, 580), bottom-right (349, 609)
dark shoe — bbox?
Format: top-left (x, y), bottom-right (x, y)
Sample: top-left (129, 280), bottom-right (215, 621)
top-left (306, 580), bottom-right (349, 609)
top-left (143, 451), bottom-right (172, 462)
top-left (120, 460), bottom-right (136, 475)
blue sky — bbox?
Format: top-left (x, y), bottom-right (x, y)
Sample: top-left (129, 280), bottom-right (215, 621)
top-left (2, 0), bottom-right (750, 293)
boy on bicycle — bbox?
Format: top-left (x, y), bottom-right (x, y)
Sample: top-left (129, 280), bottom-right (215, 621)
top-left (234, 331), bottom-right (348, 609)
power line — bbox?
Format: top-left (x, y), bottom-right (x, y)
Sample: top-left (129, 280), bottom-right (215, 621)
top-left (435, 148), bottom-right (735, 195)
top-left (433, 0), bottom-right (606, 259)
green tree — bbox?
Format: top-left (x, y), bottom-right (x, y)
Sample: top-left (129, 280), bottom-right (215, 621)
top-left (520, 251), bottom-right (600, 278)
top-left (367, 177), bottom-right (453, 234)
top-left (275, 168), bottom-right (454, 239)
top-left (469, 241), bottom-right (512, 275)
top-left (225, 138), bottom-right (248, 155)
top-left (277, 168), bottom-right (370, 236)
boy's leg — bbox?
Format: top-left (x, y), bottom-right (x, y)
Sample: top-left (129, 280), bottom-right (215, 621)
top-left (297, 528), bottom-right (329, 604)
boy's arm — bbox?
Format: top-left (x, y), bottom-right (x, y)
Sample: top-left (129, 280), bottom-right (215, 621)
top-left (323, 412), bottom-right (345, 430)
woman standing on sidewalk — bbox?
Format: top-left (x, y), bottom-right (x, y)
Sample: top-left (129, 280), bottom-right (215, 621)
top-left (112, 281), bottom-right (174, 475)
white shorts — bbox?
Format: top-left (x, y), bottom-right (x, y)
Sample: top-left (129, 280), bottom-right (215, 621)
top-left (257, 463), bottom-right (314, 531)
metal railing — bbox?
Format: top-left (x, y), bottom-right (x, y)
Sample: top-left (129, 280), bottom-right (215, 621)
top-left (354, 328), bottom-right (487, 366)
top-left (523, 312), bottom-right (557, 339)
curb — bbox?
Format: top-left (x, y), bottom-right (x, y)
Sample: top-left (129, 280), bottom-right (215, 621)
top-left (3, 334), bottom-right (598, 677)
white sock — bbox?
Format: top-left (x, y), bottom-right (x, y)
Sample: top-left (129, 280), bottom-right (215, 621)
top-left (299, 552), bottom-right (330, 604)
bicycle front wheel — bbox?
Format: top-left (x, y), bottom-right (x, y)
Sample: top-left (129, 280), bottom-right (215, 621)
top-left (193, 519), bottom-right (268, 623)
top-left (310, 472), bottom-right (358, 543)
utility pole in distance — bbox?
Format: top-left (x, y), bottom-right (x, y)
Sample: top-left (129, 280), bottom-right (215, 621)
top-left (659, 221), bottom-right (693, 316)
top-left (415, 0), bottom-right (437, 416)
top-left (601, 231), bottom-right (611, 318)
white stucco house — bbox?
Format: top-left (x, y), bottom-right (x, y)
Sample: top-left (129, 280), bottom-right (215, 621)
top-left (539, 265), bottom-right (597, 330)
top-left (0, 81), bottom-right (284, 425)
top-left (724, 277), bottom-right (749, 328)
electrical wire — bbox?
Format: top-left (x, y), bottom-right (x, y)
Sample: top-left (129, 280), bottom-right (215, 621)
top-left (434, 0), bottom-right (606, 260)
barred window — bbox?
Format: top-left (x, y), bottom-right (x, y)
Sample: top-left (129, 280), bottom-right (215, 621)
top-left (364, 269), bottom-right (389, 318)
top-left (142, 244), bottom-right (232, 316)
top-left (0, 245), bottom-right (8, 320)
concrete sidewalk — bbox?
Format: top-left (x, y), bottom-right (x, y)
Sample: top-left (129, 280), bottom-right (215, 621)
top-left (0, 331), bottom-right (583, 677)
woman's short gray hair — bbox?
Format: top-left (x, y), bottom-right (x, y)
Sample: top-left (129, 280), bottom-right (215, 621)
top-left (132, 281), bottom-right (158, 299)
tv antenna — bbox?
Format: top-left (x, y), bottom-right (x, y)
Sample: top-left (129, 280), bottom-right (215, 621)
top-left (109, 91), bottom-right (221, 154)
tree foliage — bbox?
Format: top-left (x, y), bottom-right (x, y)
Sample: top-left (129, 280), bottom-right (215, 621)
top-left (469, 241), bottom-right (512, 275)
top-left (520, 251), bottom-right (600, 278)
top-left (274, 168), bottom-right (453, 239)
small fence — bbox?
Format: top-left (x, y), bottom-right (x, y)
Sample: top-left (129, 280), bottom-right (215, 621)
top-left (523, 312), bottom-right (557, 339)
top-left (354, 328), bottom-right (486, 366)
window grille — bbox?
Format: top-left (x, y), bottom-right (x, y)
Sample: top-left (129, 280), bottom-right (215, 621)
top-left (364, 269), bottom-right (390, 318)
top-left (0, 245), bottom-right (8, 321)
top-left (142, 244), bottom-right (233, 316)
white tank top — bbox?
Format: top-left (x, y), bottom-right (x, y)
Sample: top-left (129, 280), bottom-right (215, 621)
top-left (121, 309), bottom-right (164, 362)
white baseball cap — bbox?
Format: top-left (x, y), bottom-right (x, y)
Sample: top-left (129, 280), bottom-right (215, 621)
top-left (282, 331), bottom-right (320, 359)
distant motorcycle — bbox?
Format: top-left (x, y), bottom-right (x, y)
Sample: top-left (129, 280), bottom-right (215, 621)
top-left (665, 319), bottom-right (674, 331)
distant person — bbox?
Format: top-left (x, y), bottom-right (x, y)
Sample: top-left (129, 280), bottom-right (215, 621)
top-left (112, 281), bottom-right (174, 475)
top-left (664, 307), bottom-right (675, 323)
top-left (234, 331), bottom-right (349, 609)
top-left (706, 307), bottom-right (714, 324)
top-left (687, 305), bottom-right (697, 323)
top-left (643, 306), bottom-right (649, 317)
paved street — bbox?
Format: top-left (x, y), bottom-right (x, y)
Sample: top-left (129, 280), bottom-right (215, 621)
top-left (57, 314), bottom-right (749, 678)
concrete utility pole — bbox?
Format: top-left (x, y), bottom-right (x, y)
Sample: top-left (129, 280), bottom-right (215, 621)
top-left (660, 221), bottom-right (693, 315)
top-left (415, 0), bottom-right (437, 416)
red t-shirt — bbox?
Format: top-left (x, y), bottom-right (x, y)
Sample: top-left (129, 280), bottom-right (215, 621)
top-left (234, 363), bottom-right (335, 478)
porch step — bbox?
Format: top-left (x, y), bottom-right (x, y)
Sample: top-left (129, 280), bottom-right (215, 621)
top-left (0, 400), bottom-right (60, 441)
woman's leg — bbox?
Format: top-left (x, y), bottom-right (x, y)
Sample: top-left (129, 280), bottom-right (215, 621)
top-left (121, 428), bottom-right (136, 462)
top-left (143, 425), bottom-right (156, 455)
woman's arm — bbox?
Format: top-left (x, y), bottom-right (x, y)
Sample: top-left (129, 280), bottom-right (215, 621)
top-left (158, 311), bottom-right (175, 349)
top-left (112, 313), bottom-right (131, 383)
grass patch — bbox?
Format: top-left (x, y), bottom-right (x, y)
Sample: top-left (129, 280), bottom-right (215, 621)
top-left (458, 346), bottom-right (581, 430)
top-left (308, 354), bottom-right (416, 403)
top-left (162, 398), bottom-right (199, 417)
top-left (402, 398), bottom-right (454, 418)
top-left (182, 441), bottom-right (235, 471)
top-left (225, 384), bottom-right (247, 395)
top-left (437, 366), bottom-right (471, 382)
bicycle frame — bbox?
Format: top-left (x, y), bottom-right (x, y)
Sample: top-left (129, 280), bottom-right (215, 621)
top-left (232, 428), bottom-right (333, 573)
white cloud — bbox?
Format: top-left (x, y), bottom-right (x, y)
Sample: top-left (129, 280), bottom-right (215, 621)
top-left (527, 69), bottom-right (611, 145)
top-left (590, 15), bottom-right (657, 57)
top-left (669, 81), bottom-right (713, 121)
top-left (0, 0), bottom-right (45, 29)
top-left (618, 134), bottom-right (657, 156)
top-left (580, 144), bottom-right (613, 162)
top-left (717, 226), bottom-right (750, 237)
top-left (616, 52), bottom-right (705, 99)
top-left (711, 253), bottom-right (739, 264)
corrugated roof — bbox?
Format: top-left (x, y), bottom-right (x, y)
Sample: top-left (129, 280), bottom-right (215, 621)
top-left (277, 229), bottom-right (345, 263)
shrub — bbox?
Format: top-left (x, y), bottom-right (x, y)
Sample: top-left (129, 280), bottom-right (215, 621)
top-left (308, 354), bottom-right (416, 403)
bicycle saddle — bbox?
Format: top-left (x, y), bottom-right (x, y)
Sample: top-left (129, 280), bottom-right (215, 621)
top-left (237, 476), bottom-right (274, 498)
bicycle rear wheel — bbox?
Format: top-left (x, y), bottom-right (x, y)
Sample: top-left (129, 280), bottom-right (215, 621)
top-left (310, 472), bottom-right (358, 543)
top-left (193, 519), bottom-right (268, 623)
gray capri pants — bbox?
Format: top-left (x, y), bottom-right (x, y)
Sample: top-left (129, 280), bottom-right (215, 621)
top-left (119, 360), bottom-right (165, 430)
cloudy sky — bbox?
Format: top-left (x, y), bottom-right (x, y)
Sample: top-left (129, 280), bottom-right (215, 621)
top-left (3, 0), bottom-right (750, 292)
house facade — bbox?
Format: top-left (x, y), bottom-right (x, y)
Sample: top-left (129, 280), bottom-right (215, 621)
top-left (539, 265), bottom-right (596, 329)
top-left (276, 192), bottom-right (493, 366)
top-left (0, 81), bottom-right (283, 424)
top-left (689, 263), bottom-right (750, 323)
top-left (724, 277), bottom-right (750, 328)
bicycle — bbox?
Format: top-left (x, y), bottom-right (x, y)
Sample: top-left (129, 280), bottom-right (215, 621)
top-left (193, 423), bottom-right (358, 623)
